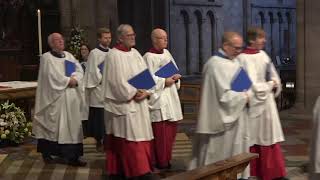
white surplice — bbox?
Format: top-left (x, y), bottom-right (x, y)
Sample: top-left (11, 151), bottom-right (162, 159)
top-left (309, 97), bottom-right (320, 179)
top-left (143, 49), bottom-right (183, 122)
top-left (84, 48), bottom-right (108, 108)
top-left (189, 50), bottom-right (252, 178)
top-left (101, 48), bottom-right (153, 142)
top-left (33, 51), bottom-right (84, 144)
top-left (237, 50), bottom-right (284, 146)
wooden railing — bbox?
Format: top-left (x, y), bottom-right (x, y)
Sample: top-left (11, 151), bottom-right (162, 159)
top-left (164, 153), bottom-right (258, 180)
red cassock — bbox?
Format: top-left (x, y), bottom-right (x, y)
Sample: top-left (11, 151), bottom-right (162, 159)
top-left (105, 135), bottom-right (152, 178)
top-left (250, 144), bottom-right (287, 180)
top-left (151, 121), bottom-right (177, 168)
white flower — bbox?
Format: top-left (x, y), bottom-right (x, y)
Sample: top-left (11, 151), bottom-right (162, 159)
top-left (4, 130), bottom-right (10, 135)
top-left (0, 122), bottom-right (7, 126)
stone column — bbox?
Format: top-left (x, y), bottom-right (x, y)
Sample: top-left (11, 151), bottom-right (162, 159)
top-left (295, 0), bottom-right (305, 111)
top-left (304, 0), bottom-right (320, 110)
top-left (59, 0), bottom-right (72, 36)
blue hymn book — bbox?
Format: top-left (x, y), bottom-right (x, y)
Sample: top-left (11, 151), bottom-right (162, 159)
top-left (128, 69), bottom-right (156, 89)
top-left (155, 61), bottom-right (179, 78)
top-left (231, 67), bottom-right (252, 92)
top-left (65, 60), bottom-right (76, 77)
top-left (98, 62), bottom-right (104, 73)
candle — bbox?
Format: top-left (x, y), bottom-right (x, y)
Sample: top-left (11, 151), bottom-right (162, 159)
top-left (37, 9), bottom-right (42, 55)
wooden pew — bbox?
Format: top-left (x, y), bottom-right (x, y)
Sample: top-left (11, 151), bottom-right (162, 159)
top-left (164, 153), bottom-right (258, 180)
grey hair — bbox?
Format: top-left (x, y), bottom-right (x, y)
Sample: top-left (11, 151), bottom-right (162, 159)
top-left (47, 33), bottom-right (54, 48)
top-left (116, 24), bottom-right (133, 40)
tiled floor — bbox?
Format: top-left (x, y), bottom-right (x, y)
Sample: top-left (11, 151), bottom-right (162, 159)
top-left (0, 113), bottom-right (313, 179)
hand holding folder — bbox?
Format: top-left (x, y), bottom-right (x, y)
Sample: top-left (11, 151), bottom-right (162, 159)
top-left (128, 69), bottom-right (156, 89)
top-left (231, 67), bottom-right (252, 92)
top-left (65, 60), bottom-right (76, 77)
top-left (155, 61), bottom-right (179, 78)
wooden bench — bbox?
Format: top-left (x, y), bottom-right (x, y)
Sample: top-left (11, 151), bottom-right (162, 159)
top-left (164, 153), bottom-right (258, 180)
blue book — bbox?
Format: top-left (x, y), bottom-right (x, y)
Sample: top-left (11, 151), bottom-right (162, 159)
top-left (98, 62), bottom-right (104, 73)
top-left (155, 61), bottom-right (179, 78)
top-left (128, 69), bottom-right (156, 89)
top-left (231, 67), bottom-right (252, 92)
top-left (65, 60), bottom-right (76, 77)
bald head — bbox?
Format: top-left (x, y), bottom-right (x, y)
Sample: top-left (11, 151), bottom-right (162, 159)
top-left (151, 28), bottom-right (168, 50)
top-left (221, 31), bottom-right (243, 59)
top-left (222, 32), bottom-right (242, 45)
top-left (48, 33), bottom-right (65, 52)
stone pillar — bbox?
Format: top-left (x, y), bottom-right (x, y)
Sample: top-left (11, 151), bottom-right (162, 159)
top-left (304, 0), bottom-right (320, 110)
top-left (59, 0), bottom-right (72, 36)
top-left (59, 0), bottom-right (118, 48)
top-left (295, 0), bottom-right (305, 110)
top-left (293, 0), bottom-right (320, 114)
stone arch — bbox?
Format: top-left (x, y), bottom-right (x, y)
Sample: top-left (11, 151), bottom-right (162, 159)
top-left (268, 11), bottom-right (275, 58)
top-left (258, 11), bottom-right (265, 28)
top-left (194, 10), bottom-right (203, 72)
top-left (285, 11), bottom-right (292, 56)
top-left (207, 10), bottom-right (216, 54)
top-left (277, 12), bottom-right (283, 57)
top-left (180, 10), bottom-right (191, 74)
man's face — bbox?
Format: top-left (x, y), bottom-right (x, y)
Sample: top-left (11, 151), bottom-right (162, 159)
top-left (120, 27), bottom-right (136, 48)
top-left (154, 31), bottom-right (168, 50)
top-left (51, 34), bottom-right (65, 51)
top-left (224, 36), bottom-right (243, 59)
top-left (99, 32), bottom-right (112, 47)
top-left (250, 36), bottom-right (266, 50)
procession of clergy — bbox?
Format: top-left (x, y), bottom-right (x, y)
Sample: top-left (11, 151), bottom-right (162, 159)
top-left (32, 23), bottom-right (288, 180)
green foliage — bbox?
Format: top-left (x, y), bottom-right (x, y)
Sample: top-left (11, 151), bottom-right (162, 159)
top-left (67, 27), bottom-right (86, 59)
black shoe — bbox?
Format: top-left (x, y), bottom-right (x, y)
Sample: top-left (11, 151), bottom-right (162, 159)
top-left (42, 154), bottom-right (56, 164)
top-left (68, 159), bottom-right (87, 167)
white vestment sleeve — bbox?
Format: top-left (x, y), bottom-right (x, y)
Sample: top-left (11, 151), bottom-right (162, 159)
top-left (103, 53), bottom-right (137, 102)
top-left (35, 54), bottom-right (70, 114)
top-left (84, 52), bottom-right (103, 88)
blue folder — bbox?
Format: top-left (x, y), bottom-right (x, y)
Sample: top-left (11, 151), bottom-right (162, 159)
top-left (65, 60), bottom-right (76, 77)
top-left (155, 61), bottom-right (179, 78)
top-left (98, 62), bottom-right (104, 73)
top-left (231, 67), bottom-right (252, 92)
top-left (128, 69), bottom-right (156, 89)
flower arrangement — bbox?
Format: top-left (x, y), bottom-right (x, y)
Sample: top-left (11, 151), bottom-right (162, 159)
top-left (67, 26), bottom-right (86, 59)
top-left (0, 101), bottom-right (32, 144)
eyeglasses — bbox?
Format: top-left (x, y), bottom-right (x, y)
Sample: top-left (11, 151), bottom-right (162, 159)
top-left (125, 33), bottom-right (136, 38)
top-left (228, 44), bottom-right (243, 51)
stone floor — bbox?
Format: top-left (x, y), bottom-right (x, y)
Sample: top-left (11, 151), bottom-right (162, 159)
top-left (0, 113), bottom-right (313, 180)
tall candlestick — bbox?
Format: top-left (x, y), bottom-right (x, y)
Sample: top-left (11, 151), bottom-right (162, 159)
top-left (37, 9), bottom-right (42, 55)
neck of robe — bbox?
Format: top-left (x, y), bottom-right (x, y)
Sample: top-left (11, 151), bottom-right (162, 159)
top-left (50, 50), bottom-right (66, 58)
top-left (114, 43), bottom-right (131, 52)
top-left (242, 47), bottom-right (259, 54)
top-left (215, 49), bottom-right (230, 60)
top-left (97, 44), bottom-right (109, 52)
top-left (149, 47), bottom-right (164, 54)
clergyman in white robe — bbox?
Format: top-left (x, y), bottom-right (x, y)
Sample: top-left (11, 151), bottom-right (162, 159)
top-left (83, 45), bottom-right (109, 146)
top-left (143, 47), bottom-right (183, 169)
top-left (33, 50), bottom-right (85, 164)
top-left (101, 25), bottom-right (154, 178)
top-left (237, 47), bottom-right (286, 179)
top-left (189, 49), bottom-right (252, 179)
